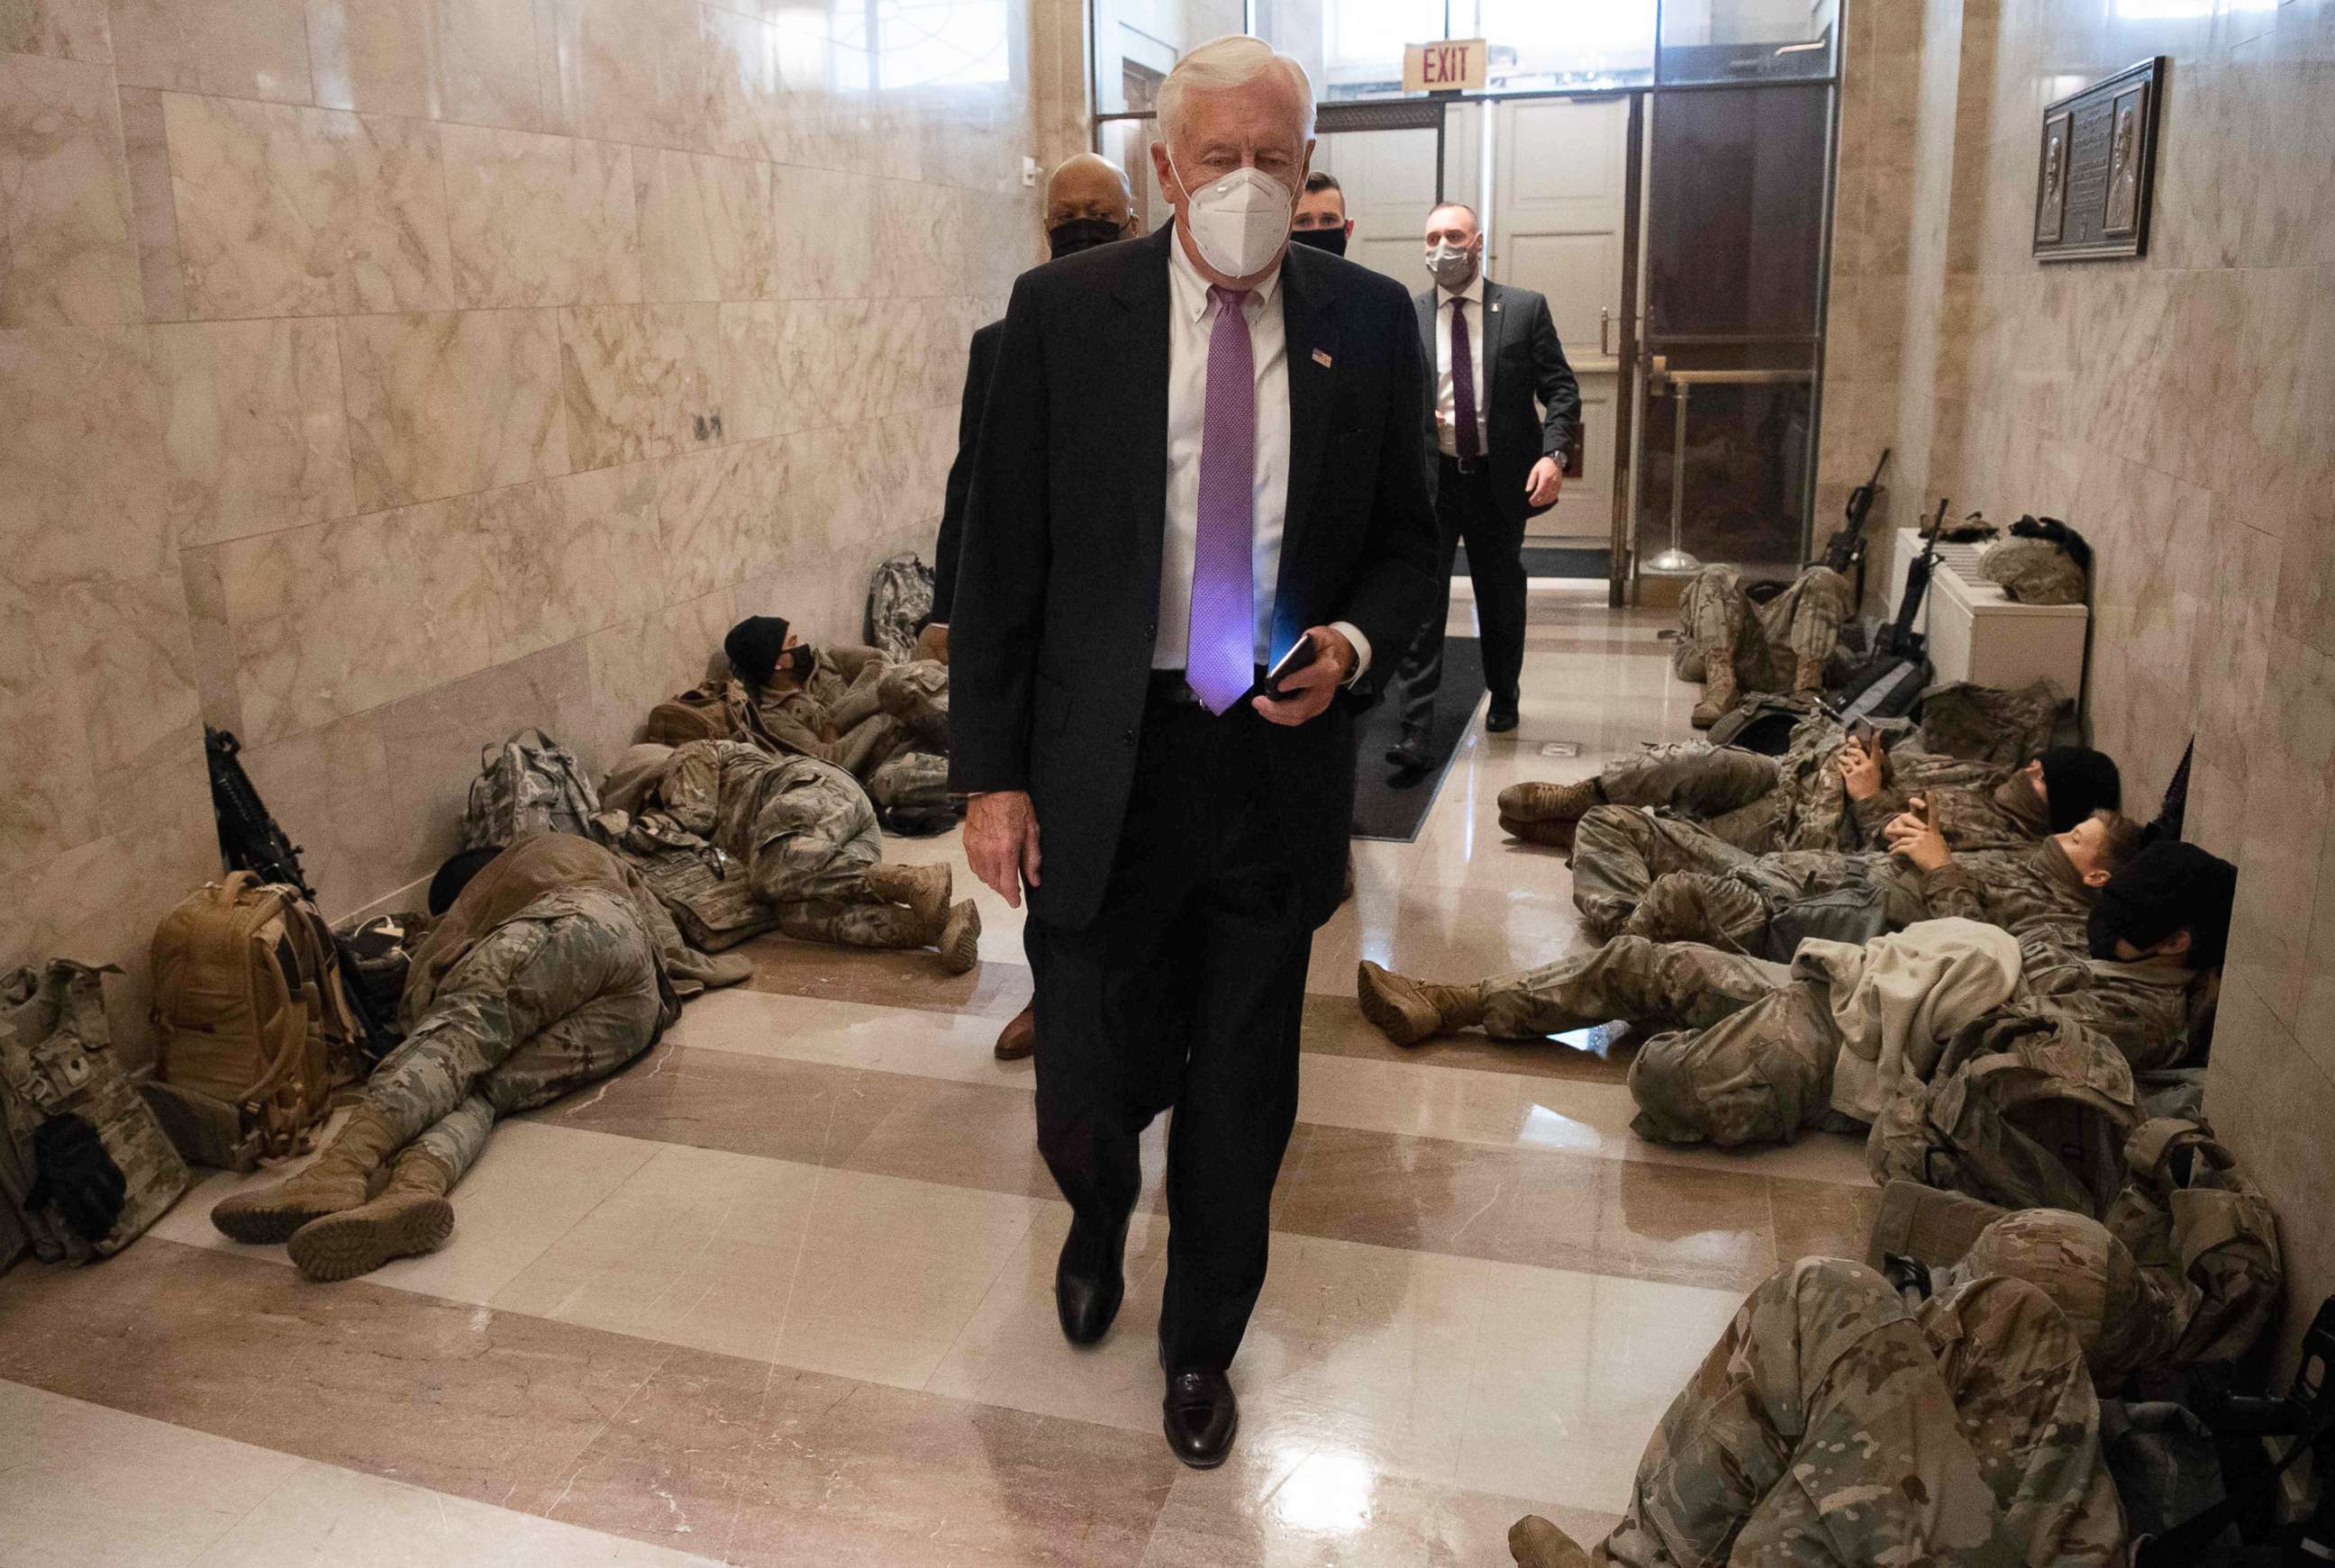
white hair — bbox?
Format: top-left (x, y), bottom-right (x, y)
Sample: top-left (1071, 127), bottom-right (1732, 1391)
top-left (1155, 34), bottom-right (1315, 153)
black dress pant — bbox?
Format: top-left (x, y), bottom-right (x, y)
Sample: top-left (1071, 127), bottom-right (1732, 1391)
top-left (1023, 684), bottom-right (1312, 1373)
top-left (1392, 455), bottom-right (1526, 741)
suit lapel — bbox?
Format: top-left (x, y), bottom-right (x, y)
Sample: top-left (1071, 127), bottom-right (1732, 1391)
top-left (1111, 229), bottom-right (1176, 594)
top-left (1274, 249), bottom-right (1341, 651)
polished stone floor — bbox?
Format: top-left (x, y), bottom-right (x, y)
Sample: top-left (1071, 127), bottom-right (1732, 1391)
top-left (0, 581), bottom-right (1876, 1565)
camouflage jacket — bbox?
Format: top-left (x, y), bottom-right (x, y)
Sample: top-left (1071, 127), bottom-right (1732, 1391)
top-left (745, 645), bottom-right (893, 764)
top-left (652, 739), bottom-right (865, 863)
top-left (2012, 935), bottom-right (2201, 1074)
top-left (1913, 839), bottom-right (2097, 938)
top-left (1852, 767), bottom-right (2051, 854)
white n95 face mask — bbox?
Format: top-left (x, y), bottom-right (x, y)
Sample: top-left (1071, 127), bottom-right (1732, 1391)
top-left (1170, 158), bottom-right (1295, 279)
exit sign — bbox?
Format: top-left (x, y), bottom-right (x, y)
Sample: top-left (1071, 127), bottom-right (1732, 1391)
top-left (1403, 37), bottom-right (1486, 94)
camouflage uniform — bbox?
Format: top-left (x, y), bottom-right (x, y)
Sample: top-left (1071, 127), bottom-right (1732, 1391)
top-left (1461, 936), bottom-right (1845, 1147)
top-left (1622, 839), bottom-right (2095, 957)
top-left (369, 884), bottom-right (665, 1183)
top-left (745, 645), bottom-right (949, 781)
top-left (1671, 564), bottom-right (1854, 694)
top-left (1849, 770), bottom-right (2051, 854)
top-left (1574, 803), bottom-right (2077, 942)
top-left (649, 740), bottom-right (935, 951)
top-left (1582, 1259), bottom-right (2127, 1568)
top-left (1919, 680), bottom-right (2068, 767)
top-left (2009, 931), bottom-right (2200, 1073)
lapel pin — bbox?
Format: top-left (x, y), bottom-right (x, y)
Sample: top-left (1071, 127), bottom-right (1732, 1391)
top-left (1312, 349), bottom-right (1332, 367)
top-left (1490, 302), bottom-right (1502, 313)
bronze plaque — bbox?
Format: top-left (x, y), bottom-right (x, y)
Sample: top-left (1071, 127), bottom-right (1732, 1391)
top-left (2035, 58), bottom-right (2164, 261)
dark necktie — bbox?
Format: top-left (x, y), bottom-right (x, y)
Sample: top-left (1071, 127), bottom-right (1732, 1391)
top-left (1450, 297), bottom-right (1481, 461)
top-left (1187, 286), bottom-right (1257, 714)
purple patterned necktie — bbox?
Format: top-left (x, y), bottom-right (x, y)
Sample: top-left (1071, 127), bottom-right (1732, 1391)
top-left (1187, 286), bottom-right (1256, 714)
top-left (1450, 297), bottom-right (1481, 461)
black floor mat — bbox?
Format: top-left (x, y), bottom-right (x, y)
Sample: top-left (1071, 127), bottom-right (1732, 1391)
top-left (1350, 637), bottom-right (1485, 842)
top-left (1453, 544), bottom-right (1610, 580)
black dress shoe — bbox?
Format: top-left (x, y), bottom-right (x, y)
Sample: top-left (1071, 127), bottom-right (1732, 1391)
top-left (1055, 1218), bottom-right (1127, 1346)
top-left (1485, 700), bottom-right (1520, 733)
top-left (1385, 734), bottom-right (1431, 772)
top-left (1162, 1368), bottom-right (1238, 1468)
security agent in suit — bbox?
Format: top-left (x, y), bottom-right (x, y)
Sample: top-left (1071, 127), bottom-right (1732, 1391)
top-left (924, 154), bottom-right (1139, 658)
top-left (923, 154), bottom-right (1136, 1066)
top-left (949, 35), bottom-right (1437, 1469)
top-left (1386, 203), bottom-right (1582, 767)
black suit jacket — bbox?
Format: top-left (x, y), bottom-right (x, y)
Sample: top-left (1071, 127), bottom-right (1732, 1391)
top-left (1416, 279), bottom-right (1581, 524)
top-left (930, 316), bottom-right (1003, 623)
top-left (949, 225), bottom-right (1439, 932)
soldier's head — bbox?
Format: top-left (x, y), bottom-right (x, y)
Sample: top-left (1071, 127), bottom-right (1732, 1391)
top-left (2054, 811), bottom-right (2147, 890)
top-left (428, 846), bottom-right (505, 916)
top-left (1043, 153), bottom-right (1135, 259)
top-left (722, 615), bottom-right (812, 686)
top-left (2088, 841), bottom-right (2240, 972)
top-left (1949, 1209), bottom-right (2162, 1387)
top-left (2024, 746), bottom-right (2121, 833)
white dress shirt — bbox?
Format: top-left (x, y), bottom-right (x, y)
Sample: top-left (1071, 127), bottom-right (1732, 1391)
top-left (1157, 231), bottom-right (1370, 679)
top-left (1432, 273), bottom-right (1488, 458)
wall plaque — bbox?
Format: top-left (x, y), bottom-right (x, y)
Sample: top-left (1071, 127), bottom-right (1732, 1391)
top-left (2034, 58), bottom-right (2164, 262)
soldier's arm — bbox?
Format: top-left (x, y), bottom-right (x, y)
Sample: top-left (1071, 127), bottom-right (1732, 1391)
top-left (758, 705), bottom-right (842, 766)
top-left (659, 746), bottom-right (721, 837)
top-left (1850, 789), bottom-right (1911, 846)
top-left (1914, 860), bottom-right (1989, 922)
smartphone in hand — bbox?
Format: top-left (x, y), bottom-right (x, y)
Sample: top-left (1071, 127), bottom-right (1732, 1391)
top-left (1262, 633), bottom-right (1318, 701)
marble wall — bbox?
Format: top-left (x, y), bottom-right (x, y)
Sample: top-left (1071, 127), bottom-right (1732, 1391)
top-left (1818, 0), bottom-right (2335, 1364)
top-left (2, 0), bottom-right (1061, 1055)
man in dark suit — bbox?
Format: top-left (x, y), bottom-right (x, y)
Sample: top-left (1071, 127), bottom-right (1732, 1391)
top-left (1386, 202), bottom-right (1581, 768)
top-left (926, 153), bottom-right (1139, 659)
top-left (949, 35), bottom-right (1436, 1469)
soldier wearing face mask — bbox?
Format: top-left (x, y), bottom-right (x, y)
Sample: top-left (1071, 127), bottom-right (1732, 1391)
top-left (923, 154), bottom-right (1140, 667)
top-left (1385, 203), bottom-right (1582, 769)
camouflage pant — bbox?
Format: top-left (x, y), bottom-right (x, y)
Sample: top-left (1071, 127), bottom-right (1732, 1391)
top-left (825, 660), bottom-right (948, 774)
top-left (1671, 564), bottom-right (1853, 693)
top-left (1586, 744), bottom-right (1792, 857)
top-left (1594, 1260), bottom-right (2125, 1567)
top-left (1472, 935), bottom-right (1840, 1147)
top-left (1570, 806), bottom-right (1759, 935)
top-left (877, 660), bottom-right (949, 752)
top-left (1623, 853), bottom-right (1930, 957)
top-left (363, 891), bottom-right (661, 1183)
top-left (743, 768), bottom-right (932, 951)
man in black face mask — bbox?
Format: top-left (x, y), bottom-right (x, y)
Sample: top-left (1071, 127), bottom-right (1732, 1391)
top-left (924, 154), bottom-right (1138, 666)
top-left (921, 154), bottom-right (1136, 1063)
top-left (1290, 171), bottom-right (1351, 257)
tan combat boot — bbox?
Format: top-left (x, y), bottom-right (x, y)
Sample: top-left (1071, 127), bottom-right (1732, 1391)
top-left (210, 1106), bottom-right (403, 1245)
top-left (935, 900), bottom-right (982, 975)
top-left (1498, 813), bottom-right (1577, 850)
top-left (1691, 660), bottom-right (1740, 730)
top-left (1356, 961), bottom-right (1483, 1047)
top-left (286, 1147), bottom-right (456, 1282)
top-left (1496, 778), bottom-right (1600, 824)
top-left (1509, 1516), bottom-right (1594, 1568)
top-left (868, 861), bottom-right (951, 931)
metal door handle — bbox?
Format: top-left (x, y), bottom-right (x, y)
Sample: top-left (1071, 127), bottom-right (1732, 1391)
top-left (1599, 306), bottom-right (1613, 358)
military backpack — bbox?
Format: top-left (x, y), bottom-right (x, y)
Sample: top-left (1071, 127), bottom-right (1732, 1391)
top-left (2, 960), bottom-right (190, 1263)
top-left (2103, 1119), bottom-right (2282, 1370)
top-left (864, 551), bottom-right (935, 665)
top-left (460, 729), bottom-right (600, 850)
top-left (146, 873), bottom-right (364, 1170)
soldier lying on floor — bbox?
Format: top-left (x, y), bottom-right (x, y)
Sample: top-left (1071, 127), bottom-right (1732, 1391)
top-left (1506, 1236), bottom-right (2135, 1566)
top-left (617, 739), bottom-right (980, 972)
top-left (211, 834), bottom-right (749, 1281)
top-left (1497, 711), bottom-right (2112, 858)
top-left (1591, 804), bottom-right (2142, 956)
top-left (1670, 562), bottom-right (1855, 729)
top-left (722, 613), bottom-right (949, 781)
top-left (1357, 842), bottom-right (2235, 1149)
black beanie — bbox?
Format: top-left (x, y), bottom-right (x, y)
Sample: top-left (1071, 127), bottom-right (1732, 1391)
top-left (428, 846), bottom-right (504, 917)
top-left (2087, 842), bottom-right (2238, 970)
top-left (723, 616), bottom-right (789, 684)
top-left (2037, 746), bottom-right (2121, 832)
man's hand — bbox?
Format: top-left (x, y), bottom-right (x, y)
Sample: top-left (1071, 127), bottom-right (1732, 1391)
top-left (1252, 625), bottom-right (1356, 728)
top-left (1837, 737), bottom-right (1882, 801)
top-left (915, 622), bottom-right (948, 665)
top-left (965, 790), bottom-right (1040, 907)
top-left (1525, 456), bottom-right (1564, 509)
top-left (1884, 800), bottom-right (1949, 872)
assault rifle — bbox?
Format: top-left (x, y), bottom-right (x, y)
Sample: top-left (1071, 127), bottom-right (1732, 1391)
top-left (1882, 495), bottom-right (1950, 659)
top-left (1820, 448), bottom-right (1891, 578)
top-left (204, 725), bottom-right (314, 899)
